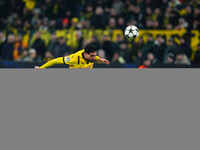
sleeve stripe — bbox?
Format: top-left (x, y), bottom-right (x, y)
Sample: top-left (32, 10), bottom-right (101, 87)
top-left (78, 56), bottom-right (80, 64)
top-left (63, 57), bottom-right (66, 64)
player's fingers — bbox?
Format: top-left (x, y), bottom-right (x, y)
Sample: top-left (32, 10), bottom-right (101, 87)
top-left (106, 60), bottom-right (110, 64)
top-left (34, 66), bottom-right (40, 70)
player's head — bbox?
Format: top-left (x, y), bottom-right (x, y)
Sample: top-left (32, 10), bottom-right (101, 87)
top-left (84, 43), bottom-right (98, 61)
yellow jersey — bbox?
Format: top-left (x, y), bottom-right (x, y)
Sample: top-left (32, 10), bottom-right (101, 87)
top-left (64, 49), bottom-right (100, 69)
top-left (40, 49), bottom-right (100, 69)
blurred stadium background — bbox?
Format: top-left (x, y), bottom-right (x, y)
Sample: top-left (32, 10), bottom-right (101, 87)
top-left (0, 0), bottom-right (199, 68)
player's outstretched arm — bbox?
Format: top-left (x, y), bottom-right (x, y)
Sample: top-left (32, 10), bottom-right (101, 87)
top-left (35, 57), bottom-right (64, 70)
top-left (96, 57), bottom-right (110, 64)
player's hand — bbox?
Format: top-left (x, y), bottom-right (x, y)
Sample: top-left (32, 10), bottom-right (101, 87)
top-left (100, 58), bottom-right (110, 65)
top-left (34, 66), bottom-right (41, 70)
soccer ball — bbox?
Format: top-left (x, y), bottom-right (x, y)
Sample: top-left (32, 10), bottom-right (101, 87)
top-left (124, 25), bottom-right (139, 39)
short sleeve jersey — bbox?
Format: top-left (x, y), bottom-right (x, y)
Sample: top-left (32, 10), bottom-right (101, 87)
top-left (63, 49), bottom-right (100, 69)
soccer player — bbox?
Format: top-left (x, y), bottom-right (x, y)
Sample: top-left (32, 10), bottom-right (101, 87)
top-left (35, 43), bottom-right (110, 70)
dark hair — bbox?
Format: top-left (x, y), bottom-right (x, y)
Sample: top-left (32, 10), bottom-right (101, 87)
top-left (84, 43), bottom-right (98, 53)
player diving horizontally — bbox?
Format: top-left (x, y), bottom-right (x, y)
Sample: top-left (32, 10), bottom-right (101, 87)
top-left (35, 43), bottom-right (110, 70)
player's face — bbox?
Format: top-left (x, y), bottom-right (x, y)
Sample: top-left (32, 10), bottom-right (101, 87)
top-left (85, 51), bottom-right (97, 61)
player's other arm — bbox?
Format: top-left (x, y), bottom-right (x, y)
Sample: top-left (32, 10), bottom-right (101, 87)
top-left (35, 57), bottom-right (65, 69)
top-left (95, 56), bottom-right (110, 64)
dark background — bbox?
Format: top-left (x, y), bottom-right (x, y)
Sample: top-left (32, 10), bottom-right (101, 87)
top-left (0, 0), bottom-right (199, 68)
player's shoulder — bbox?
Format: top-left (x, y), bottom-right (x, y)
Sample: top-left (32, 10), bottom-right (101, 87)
top-left (64, 49), bottom-right (85, 58)
top-left (72, 49), bottom-right (85, 57)
top-left (64, 49), bottom-right (84, 61)
top-left (76, 49), bottom-right (85, 54)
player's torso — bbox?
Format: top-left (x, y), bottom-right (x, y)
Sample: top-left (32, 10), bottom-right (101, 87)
top-left (69, 50), bottom-right (94, 69)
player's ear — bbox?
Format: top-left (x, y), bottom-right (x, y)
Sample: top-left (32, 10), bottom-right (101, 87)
top-left (84, 52), bottom-right (89, 58)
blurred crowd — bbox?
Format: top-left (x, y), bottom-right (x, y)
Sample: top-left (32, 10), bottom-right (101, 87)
top-left (0, 0), bottom-right (200, 67)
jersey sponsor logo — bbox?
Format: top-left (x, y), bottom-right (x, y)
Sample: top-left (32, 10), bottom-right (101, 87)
top-left (65, 57), bottom-right (70, 62)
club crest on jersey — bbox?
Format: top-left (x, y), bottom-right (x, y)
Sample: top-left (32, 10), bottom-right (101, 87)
top-left (65, 57), bottom-right (70, 62)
